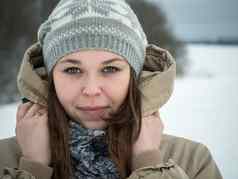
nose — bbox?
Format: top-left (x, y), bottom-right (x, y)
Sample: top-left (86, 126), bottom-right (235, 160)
top-left (81, 75), bottom-right (102, 97)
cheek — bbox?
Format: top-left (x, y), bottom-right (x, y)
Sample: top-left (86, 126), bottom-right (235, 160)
top-left (53, 75), bottom-right (78, 107)
top-left (104, 74), bottom-right (130, 107)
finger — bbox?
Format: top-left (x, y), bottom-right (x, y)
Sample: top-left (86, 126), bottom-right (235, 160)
top-left (143, 110), bottom-right (158, 118)
top-left (155, 115), bottom-right (164, 131)
top-left (35, 109), bottom-right (48, 119)
top-left (34, 107), bottom-right (48, 120)
top-left (154, 110), bottom-right (164, 130)
top-left (32, 113), bottom-right (48, 125)
top-left (143, 109), bottom-right (160, 119)
top-left (143, 114), bottom-right (157, 121)
top-left (145, 115), bottom-right (163, 128)
top-left (16, 102), bottom-right (33, 123)
top-left (24, 103), bottom-right (43, 119)
top-left (151, 109), bottom-right (160, 118)
top-left (148, 116), bottom-right (164, 134)
top-left (39, 112), bottom-right (48, 121)
top-left (35, 108), bottom-right (47, 115)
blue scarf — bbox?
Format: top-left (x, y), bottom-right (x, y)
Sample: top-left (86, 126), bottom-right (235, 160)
top-left (69, 120), bottom-right (119, 179)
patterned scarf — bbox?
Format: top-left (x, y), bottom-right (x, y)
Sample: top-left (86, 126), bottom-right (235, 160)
top-left (69, 120), bottom-right (119, 179)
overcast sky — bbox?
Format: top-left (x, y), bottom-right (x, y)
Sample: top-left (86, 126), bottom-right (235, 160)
top-left (148, 0), bottom-right (238, 41)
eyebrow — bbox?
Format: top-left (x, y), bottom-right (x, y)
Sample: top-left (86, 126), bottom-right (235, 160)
top-left (59, 58), bottom-right (124, 65)
top-left (59, 59), bottom-right (81, 65)
top-left (102, 58), bottom-right (124, 65)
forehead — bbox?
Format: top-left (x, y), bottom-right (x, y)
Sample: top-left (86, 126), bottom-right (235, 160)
top-left (59, 50), bottom-right (126, 64)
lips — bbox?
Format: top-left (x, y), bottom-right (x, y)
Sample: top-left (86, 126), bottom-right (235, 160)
top-left (76, 106), bottom-right (109, 119)
top-left (77, 106), bottom-right (109, 111)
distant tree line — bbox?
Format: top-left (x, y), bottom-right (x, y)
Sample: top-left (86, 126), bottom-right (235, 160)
top-left (0, 0), bottom-right (187, 104)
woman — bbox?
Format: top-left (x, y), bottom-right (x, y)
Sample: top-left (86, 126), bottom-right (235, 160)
top-left (0, 0), bottom-right (222, 179)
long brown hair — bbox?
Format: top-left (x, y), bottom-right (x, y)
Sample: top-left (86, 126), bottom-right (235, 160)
top-left (47, 67), bottom-right (142, 179)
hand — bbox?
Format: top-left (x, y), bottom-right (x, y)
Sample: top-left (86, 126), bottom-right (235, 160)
top-left (133, 110), bottom-right (164, 156)
top-left (16, 102), bottom-right (51, 166)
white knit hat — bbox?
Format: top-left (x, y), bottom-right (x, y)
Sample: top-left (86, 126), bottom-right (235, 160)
top-left (38, 0), bottom-right (148, 76)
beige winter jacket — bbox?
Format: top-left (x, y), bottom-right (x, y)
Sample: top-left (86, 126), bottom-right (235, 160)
top-left (0, 42), bottom-right (223, 179)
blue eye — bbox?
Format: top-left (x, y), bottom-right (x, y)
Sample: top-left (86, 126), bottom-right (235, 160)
top-left (102, 66), bottom-right (121, 73)
top-left (63, 67), bottom-right (81, 74)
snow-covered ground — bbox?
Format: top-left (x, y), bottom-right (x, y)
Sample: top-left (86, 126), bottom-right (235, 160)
top-left (1, 44), bottom-right (238, 178)
top-left (161, 44), bottom-right (238, 179)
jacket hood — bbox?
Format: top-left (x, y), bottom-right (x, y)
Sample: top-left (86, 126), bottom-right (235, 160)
top-left (17, 42), bottom-right (176, 116)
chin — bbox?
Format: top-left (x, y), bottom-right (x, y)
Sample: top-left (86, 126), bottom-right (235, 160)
top-left (80, 120), bottom-right (108, 129)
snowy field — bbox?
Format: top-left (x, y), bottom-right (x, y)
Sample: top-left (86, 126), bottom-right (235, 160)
top-left (1, 44), bottom-right (238, 178)
top-left (161, 44), bottom-right (238, 179)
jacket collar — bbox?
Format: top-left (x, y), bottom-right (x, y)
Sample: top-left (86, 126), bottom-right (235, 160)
top-left (17, 42), bottom-right (176, 116)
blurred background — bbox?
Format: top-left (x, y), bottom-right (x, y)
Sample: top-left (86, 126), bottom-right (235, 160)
top-left (0, 0), bottom-right (237, 178)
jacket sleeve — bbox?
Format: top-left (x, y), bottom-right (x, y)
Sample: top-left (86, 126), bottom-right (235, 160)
top-left (127, 150), bottom-right (190, 179)
top-left (1, 157), bottom-right (53, 179)
top-left (189, 144), bottom-right (223, 179)
top-left (127, 144), bottom-right (223, 179)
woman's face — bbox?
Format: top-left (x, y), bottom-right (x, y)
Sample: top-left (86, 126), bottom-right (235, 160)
top-left (53, 50), bottom-right (130, 129)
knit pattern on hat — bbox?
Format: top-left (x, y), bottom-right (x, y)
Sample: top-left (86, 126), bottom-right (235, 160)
top-left (38, 0), bottom-right (148, 76)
